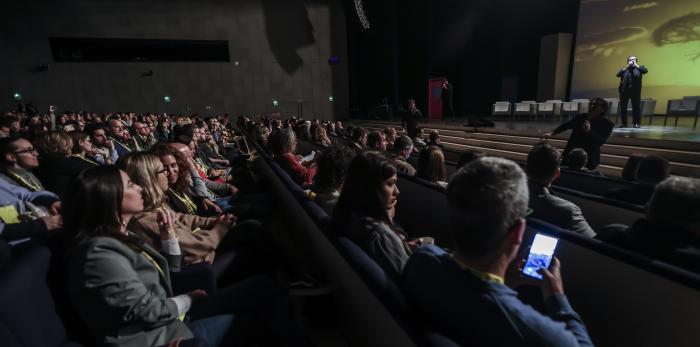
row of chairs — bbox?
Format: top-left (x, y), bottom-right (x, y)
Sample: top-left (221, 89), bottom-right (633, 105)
top-left (253, 140), bottom-right (458, 347)
top-left (493, 96), bottom-right (700, 128)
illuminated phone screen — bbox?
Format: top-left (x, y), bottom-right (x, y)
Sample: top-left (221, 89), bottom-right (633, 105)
top-left (522, 233), bottom-right (559, 280)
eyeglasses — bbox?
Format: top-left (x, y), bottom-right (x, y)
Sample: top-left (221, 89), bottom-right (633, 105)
top-left (14, 148), bottom-right (38, 155)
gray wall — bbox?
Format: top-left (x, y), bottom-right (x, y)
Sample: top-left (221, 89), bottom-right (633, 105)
top-left (0, 0), bottom-right (348, 120)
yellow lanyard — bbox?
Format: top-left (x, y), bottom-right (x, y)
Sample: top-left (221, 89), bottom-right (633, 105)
top-left (452, 255), bottom-right (505, 285)
top-left (71, 154), bottom-right (99, 166)
top-left (109, 137), bottom-right (132, 151)
top-left (168, 188), bottom-right (197, 214)
top-left (140, 251), bottom-right (166, 279)
top-left (5, 170), bottom-right (42, 192)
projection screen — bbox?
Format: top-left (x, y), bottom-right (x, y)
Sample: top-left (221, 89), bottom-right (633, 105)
top-left (570, 0), bottom-right (700, 114)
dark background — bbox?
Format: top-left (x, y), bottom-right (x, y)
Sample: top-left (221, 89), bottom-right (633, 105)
top-left (345, 0), bottom-right (580, 118)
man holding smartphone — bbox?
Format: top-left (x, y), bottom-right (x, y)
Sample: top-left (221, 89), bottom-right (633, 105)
top-left (617, 55), bottom-right (648, 128)
top-left (402, 157), bottom-right (593, 347)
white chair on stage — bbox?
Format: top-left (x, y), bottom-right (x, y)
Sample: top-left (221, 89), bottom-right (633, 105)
top-left (513, 101), bottom-right (537, 120)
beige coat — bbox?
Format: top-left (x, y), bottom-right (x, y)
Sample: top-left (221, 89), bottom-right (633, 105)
top-left (128, 207), bottom-right (229, 264)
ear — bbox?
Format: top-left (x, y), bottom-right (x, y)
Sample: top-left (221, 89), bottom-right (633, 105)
top-left (4, 153), bottom-right (16, 164)
top-left (553, 167), bottom-right (561, 181)
top-left (507, 218), bottom-right (526, 247)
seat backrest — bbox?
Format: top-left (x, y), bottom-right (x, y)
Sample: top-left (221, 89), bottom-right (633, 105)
top-left (0, 245), bottom-right (75, 347)
top-left (551, 186), bottom-right (645, 230)
top-left (525, 218), bottom-right (700, 347)
top-left (681, 96), bottom-right (700, 109)
top-left (556, 170), bottom-right (633, 196)
top-left (333, 237), bottom-right (410, 318)
top-left (395, 175), bottom-right (453, 248)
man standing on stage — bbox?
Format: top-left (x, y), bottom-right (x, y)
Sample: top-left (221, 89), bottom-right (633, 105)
top-left (441, 79), bottom-right (454, 118)
top-left (402, 98), bottom-right (423, 139)
top-left (617, 55), bottom-right (648, 128)
top-left (544, 97), bottom-right (614, 170)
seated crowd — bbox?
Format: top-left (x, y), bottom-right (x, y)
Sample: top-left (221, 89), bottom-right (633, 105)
top-left (0, 109), bottom-right (309, 347)
top-left (242, 113), bottom-right (699, 346)
top-left (1, 105), bottom-right (698, 347)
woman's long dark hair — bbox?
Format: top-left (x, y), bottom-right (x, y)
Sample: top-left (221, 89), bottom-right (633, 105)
top-left (333, 151), bottom-right (397, 226)
top-left (63, 165), bottom-right (124, 239)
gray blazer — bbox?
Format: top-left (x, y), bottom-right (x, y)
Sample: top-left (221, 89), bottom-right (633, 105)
top-left (528, 181), bottom-right (597, 238)
top-left (68, 233), bottom-right (192, 347)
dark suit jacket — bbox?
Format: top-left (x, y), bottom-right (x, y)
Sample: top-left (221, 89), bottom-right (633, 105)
top-left (553, 114), bottom-right (614, 170)
top-left (528, 181), bottom-right (596, 238)
top-left (617, 65), bottom-right (648, 95)
top-left (35, 154), bottom-right (95, 198)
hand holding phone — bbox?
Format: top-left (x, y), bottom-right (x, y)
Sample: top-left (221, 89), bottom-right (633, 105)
top-left (522, 233), bottom-right (558, 280)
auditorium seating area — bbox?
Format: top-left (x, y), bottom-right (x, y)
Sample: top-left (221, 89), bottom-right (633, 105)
top-left (0, 110), bottom-right (698, 347)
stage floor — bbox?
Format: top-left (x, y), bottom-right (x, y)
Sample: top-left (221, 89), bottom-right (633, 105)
top-left (419, 117), bottom-right (700, 143)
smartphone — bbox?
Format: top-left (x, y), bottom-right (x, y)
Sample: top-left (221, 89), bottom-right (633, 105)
top-left (522, 233), bottom-right (559, 280)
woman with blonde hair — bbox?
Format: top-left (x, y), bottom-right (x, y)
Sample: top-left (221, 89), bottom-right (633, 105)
top-left (117, 151), bottom-right (233, 265)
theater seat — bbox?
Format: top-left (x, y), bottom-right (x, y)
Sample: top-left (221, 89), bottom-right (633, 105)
top-left (333, 237), bottom-right (410, 319)
top-left (0, 244), bottom-right (81, 347)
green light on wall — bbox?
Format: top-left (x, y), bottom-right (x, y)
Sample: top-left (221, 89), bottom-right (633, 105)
top-left (272, 100), bottom-right (279, 107)
top-left (13, 92), bottom-right (22, 101)
top-left (163, 95), bottom-right (172, 103)
top-left (328, 96), bottom-right (334, 102)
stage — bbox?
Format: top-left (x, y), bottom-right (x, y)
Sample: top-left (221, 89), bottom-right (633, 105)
top-left (378, 115), bottom-right (700, 143)
top-left (345, 117), bottom-right (700, 178)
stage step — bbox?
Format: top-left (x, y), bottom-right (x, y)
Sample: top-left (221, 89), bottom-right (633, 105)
top-left (346, 120), bottom-right (700, 178)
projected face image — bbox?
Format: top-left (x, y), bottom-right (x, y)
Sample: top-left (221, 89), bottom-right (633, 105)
top-left (571, 0), bottom-right (700, 113)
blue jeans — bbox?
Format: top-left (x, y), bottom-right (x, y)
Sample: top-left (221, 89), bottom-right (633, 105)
top-left (188, 314), bottom-right (235, 347)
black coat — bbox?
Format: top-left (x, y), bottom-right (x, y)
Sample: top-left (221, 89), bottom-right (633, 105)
top-left (617, 65), bottom-right (648, 95)
top-left (35, 154), bottom-right (96, 198)
top-left (553, 114), bottom-right (614, 170)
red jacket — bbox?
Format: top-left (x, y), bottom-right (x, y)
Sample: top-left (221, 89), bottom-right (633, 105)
top-left (275, 152), bottom-right (317, 186)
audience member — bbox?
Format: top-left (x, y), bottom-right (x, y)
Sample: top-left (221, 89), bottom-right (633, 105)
top-left (605, 155), bottom-right (670, 206)
top-left (117, 152), bottom-right (232, 264)
top-left (416, 146), bottom-right (448, 188)
top-left (621, 153), bottom-right (646, 181)
top-left (0, 178), bottom-right (62, 241)
top-left (63, 166), bottom-right (300, 347)
top-left (383, 127), bottom-right (397, 149)
top-left (349, 126), bottom-right (367, 154)
top-left (107, 118), bottom-right (133, 156)
top-left (562, 148), bottom-right (603, 176)
top-left (312, 146), bottom-right (356, 215)
top-left (402, 157), bottom-right (594, 347)
top-left (34, 131), bottom-right (94, 198)
top-left (88, 125), bottom-right (119, 165)
top-left (270, 129), bottom-right (318, 187)
top-left (0, 137), bottom-right (45, 191)
top-left (68, 131), bottom-right (100, 167)
top-left (388, 135), bottom-right (416, 176)
top-left (526, 143), bottom-right (596, 237)
top-left (456, 149), bottom-right (485, 169)
top-left (334, 152), bottom-right (411, 280)
top-left (598, 176), bottom-right (700, 273)
top-left (426, 130), bottom-right (444, 149)
top-left (366, 131), bottom-right (387, 152)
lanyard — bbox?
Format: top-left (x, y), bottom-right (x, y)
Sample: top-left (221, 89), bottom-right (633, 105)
top-left (168, 188), bottom-right (197, 214)
top-left (5, 170), bottom-right (42, 191)
top-left (71, 154), bottom-right (99, 166)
